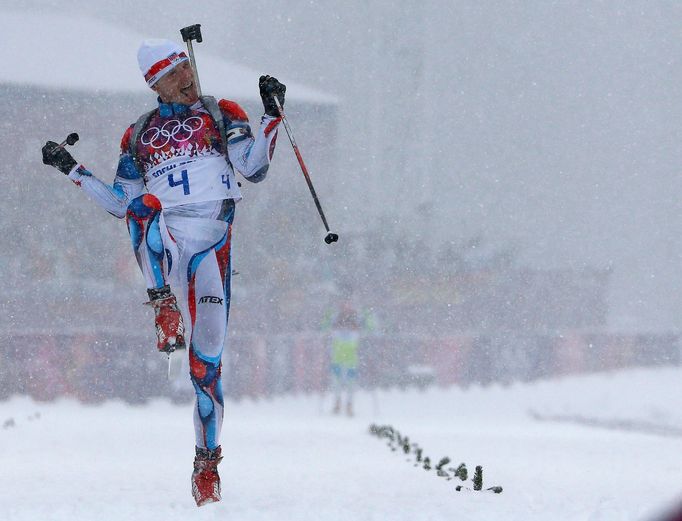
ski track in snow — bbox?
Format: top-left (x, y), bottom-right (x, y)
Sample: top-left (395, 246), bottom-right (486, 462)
top-left (1, 366), bottom-right (681, 521)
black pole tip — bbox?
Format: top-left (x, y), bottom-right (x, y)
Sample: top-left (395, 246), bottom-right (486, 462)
top-left (324, 232), bottom-right (339, 244)
top-left (66, 133), bottom-right (79, 146)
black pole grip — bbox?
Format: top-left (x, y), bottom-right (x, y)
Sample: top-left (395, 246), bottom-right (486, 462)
top-left (180, 24), bottom-right (202, 43)
top-left (58, 132), bottom-right (79, 147)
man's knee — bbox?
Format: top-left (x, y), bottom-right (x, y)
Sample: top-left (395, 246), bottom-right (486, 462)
top-left (126, 194), bottom-right (162, 220)
top-left (126, 194), bottom-right (164, 253)
top-left (189, 348), bottom-right (222, 388)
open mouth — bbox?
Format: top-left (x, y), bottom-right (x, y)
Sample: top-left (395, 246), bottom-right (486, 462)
top-left (180, 82), bottom-right (194, 95)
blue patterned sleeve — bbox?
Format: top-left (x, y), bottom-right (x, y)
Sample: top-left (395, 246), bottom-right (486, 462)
top-left (67, 154), bottom-right (145, 218)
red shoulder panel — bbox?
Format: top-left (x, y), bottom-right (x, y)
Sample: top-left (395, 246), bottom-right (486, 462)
top-left (218, 99), bottom-right (249, 122)
top-left (120, 125), bottom-right (134, 154)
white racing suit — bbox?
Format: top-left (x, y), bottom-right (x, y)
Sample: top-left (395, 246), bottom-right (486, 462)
top-left (67, 97), bottom-right (281, 450)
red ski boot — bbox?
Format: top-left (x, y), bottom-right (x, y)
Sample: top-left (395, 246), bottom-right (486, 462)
top-left (192, 446), bottom-right (223, 507)
top-left (145, 285), bottom-right (186, 353)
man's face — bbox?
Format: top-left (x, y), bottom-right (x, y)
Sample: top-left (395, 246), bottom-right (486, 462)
top-left (152, 61), bottom-right (199, 105)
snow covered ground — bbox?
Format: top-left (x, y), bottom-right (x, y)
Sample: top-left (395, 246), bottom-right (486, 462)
top-left (1, 366), bottom-right (681, 521)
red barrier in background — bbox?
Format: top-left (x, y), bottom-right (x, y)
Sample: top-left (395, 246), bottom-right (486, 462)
top-left (0, 330), bottom-right (678, 403)
top-left (290, 333), bottom-right (328, 393)
top-left (554, 333), bottom-right (588, 376)
top-left (429, 336), bottom-right (472, 386)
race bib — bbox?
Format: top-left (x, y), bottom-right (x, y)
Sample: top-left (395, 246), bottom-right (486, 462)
top-left (144, 155), bottom-right (241, 208)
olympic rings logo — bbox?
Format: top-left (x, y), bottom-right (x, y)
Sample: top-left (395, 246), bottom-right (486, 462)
top-left (140, 116), bottom-right (205, 149)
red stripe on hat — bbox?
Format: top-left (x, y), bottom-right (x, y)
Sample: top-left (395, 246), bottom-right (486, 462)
top-left (144, 51), bottom-right (188, 82)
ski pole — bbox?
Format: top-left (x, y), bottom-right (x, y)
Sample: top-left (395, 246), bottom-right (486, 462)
top-left (272, 95), bottom-right (339, 245)
top-left (180, 24), bottom-right (203, 98)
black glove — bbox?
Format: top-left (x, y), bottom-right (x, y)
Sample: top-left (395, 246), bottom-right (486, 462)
top-left (259, 75), bottom-right (286, 117)
top-left (42, 141), bottom-right (77, 175)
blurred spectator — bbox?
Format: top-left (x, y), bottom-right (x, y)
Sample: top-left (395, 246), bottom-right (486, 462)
top-left (323, 299), bottom-right (362, 416)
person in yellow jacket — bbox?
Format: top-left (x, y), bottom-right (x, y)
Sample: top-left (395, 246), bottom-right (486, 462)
top-left (327, 301), bottom-right (361, 416)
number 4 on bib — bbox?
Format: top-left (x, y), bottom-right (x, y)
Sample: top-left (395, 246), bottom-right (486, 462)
top-left (169, 170), bottom-right (190, 195)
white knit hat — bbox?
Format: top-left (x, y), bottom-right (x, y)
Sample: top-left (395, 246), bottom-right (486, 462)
top-left (137, 39), bottom-right (189, 87)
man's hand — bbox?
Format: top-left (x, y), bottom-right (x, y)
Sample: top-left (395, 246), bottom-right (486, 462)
top-left (259, 75), bottom-right (286, 117)
top-left (42, 141), bottom-right (77, 175)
